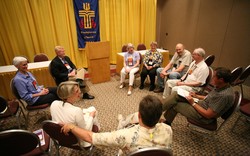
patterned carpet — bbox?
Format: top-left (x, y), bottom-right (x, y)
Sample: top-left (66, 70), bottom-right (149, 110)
top-left (1, 75), bottom-right (250, 156)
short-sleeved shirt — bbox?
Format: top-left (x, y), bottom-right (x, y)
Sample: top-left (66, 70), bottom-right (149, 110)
top-left (200, 85), bottom-right (234, 117)
top-left (170, 49), bottom-right (192, 74)
top-left (124, 51), bottom-right (140, 67)
top-left (50, 100), bottom-right (94, 147)
top-left (13, 71), bottom-right (42, 105)
top-left (92, 123), bottom-right (172, 155)
top-left (185, 60), bottom-right (209, 85)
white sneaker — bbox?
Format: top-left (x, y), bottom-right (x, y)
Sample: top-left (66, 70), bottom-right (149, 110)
top-left (119, 84), bottom-right (124, 89)
top-left (127, 91), bottom-right (132, 96)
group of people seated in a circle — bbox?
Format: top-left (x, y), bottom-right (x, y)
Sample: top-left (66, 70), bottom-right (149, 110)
top-left (12, 43), bottom-right (235, 155)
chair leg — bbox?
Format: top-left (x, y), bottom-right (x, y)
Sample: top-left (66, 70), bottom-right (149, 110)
top-left (240, 85), bottom-right (244, 99)
top-left (20, 107), bottom-right (28, 129)
top-left (231, 114), bottom-right (242, 133)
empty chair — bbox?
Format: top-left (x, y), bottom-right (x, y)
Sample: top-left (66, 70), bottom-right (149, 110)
top-left (42, 120), bottom-right (97, 156)
top-left (10, 79), bottom-right (50, 126)
top-left (0, 129), bottom-right (50, 156)
top-left (34, 53), bottom-right (49, 62)
top-left (230, 67), bottom-right (243, 85)
top-left (204, 55), bottom-right (215, 67)
top-left (187, 91), bottom-right (241, 138)
top-left (231, 65), bottom-right (250, 98)
top-left (136, 44), bottom-right (147, 51)
top-left (122, 44), bottom-right (128, 52)
top-left (128, 147), bottom-right (172, 156)
top-left (0, 96), bottom-right (26, 129)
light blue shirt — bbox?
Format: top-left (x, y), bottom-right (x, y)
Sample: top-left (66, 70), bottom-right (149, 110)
top-left (124, 51), bottom-right (140, 67)
top-left (13, 71), bottom-right (42, 105)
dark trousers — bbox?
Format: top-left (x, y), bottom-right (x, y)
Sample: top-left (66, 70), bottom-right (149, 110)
top-left (140, 66), bottom-right (158, 86)
top-left (33, 87), bottom-right (59, 106)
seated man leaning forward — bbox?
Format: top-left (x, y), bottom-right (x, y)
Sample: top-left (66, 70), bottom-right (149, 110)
top-left (50, 46), bottom-right (94, 99)
top-left (50, 81), bottom-right (100, 147)
top-left (13, 56), bottom-right (59, 106)
top-left (61, 95), bottom-right (172, 155)
top-left (154, 43), bottom-right (192, 93)
top-left (162, 67), bottom-right (234, 126)
top-left (162, 47), bottom-right (209, 99)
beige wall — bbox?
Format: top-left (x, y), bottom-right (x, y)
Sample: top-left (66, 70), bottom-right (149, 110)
top-left (156, 0), bottom-right (250, 89)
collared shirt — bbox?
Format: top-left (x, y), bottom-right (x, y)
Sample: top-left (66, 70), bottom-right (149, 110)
top-left (170, 49), bottom-right (192, 75)
top-left (184, 60), bottom-right (209, 85)
top-left (60, 57), bottom-right (73, 73)
top-left (13, 71), bottom-right (42, 105)
top-left (92, 123), bottom-right (172, 155)
top-left (143, 50), bottom-right (163, 67)
top-left (200, 85), bottom-right (234, 117)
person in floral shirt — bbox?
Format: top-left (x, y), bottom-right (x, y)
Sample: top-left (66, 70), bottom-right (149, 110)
top-left (61, 95), bottom-right (172, 155)
top-left (140, 41), bottom-right (163, 91)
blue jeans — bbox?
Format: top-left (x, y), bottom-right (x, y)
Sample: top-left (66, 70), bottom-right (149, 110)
top-left (156, 68), bottom-right (182, 88)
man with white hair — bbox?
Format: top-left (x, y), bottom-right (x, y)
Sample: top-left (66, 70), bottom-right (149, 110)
top-left (50, 46), bottom-right (94, 99)
top-left (162, 48), bottom-right (209, 99)
top-left (13, 56), bottom-right (59, 106)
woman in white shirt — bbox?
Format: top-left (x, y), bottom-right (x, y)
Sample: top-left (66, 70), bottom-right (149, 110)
top-left (50, 81), bottom-right (100, 147)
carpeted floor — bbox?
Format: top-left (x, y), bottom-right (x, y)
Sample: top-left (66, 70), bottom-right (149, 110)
top-left (1, 75), bottom-right (250, 155)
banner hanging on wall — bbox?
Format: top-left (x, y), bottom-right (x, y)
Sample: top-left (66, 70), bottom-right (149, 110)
top-left (73, 0), bottom-right (100, 48)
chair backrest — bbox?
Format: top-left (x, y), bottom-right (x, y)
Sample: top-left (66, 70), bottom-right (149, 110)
top-left (0, 129), bottom-right (43, 155)
top-left (139, 52), bottom-right (143, 64)
top-left (234, 65), bottom-right (250, 85)
top-left (198, 67), bottom-right (214, 95)
top-left (48, 62), bottom-right (57, 84)
top-left (221, 91), bottom-right (242, 120)
top-left (137, 44), bottom-right (147, 51)
top-left (10, 78), bottom-right (22, 100)
top-left (204, 55), bottom-right (215, 67)
top-left (202, 66), bottom-right (213, 87)
top-left (0, 96), bottom-right (8, 114)
top-left (230, 67), bottom-right (243, 84)
top-left (122, 44), bottom-right (128, 52)
top-left (42, 120), bottom-right (82, 150)
top-left (128, 147), bottom-right (172, 156)
top-left (34, 53), bottom-right (49, 62)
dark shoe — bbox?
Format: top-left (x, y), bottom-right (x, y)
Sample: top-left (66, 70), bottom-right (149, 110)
top-left (76, 79), bottom-right (86, 88)
top-left (83, 93), bottom-right (95, 99)
top-left (154, 87), bottom-right (164, 93)
top-left (149, 85), bottom-right (156, 91)
top-left (139, 85), bottom-right (144, 90)
top-left (163, 121), bottom-right (171, 126)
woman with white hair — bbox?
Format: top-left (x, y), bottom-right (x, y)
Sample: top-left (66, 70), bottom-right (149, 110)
top-left (12, 56), bottom-right (59, 106)
top-left (50, 81), bottom-right (100, 147)
top-left (119, 43), bottom-right (140, 95)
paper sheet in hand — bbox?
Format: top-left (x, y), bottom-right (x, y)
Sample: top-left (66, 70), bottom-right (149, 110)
top-left (82, 106), bottom-right (96, 120)
top-left (177, 88), bottom-right (199, 103)
top-left (33, 129), bottom-right (45, 147)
